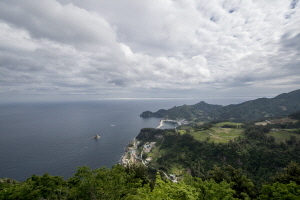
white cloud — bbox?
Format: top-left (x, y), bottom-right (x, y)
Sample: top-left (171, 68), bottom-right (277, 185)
top-left (0, 0), bottom-right (299, 102)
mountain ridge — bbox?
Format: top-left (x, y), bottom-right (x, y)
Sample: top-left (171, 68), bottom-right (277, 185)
top-left (140, 89), bottom-right (300, 122)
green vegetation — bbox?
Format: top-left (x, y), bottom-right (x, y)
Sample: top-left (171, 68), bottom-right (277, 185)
top-left (0, 165), bottom-right (149, 200)
top-left (140, 89), bottom-right (300, 122)
top-left (266, 129), bottom-right (300, 143)
top-left (140, 101), bottom-right (222, 121)
top-left (132, 116), bottom-right (300, 198)
top-left (214, 122), bottom-right (243, 127)
top-left (289, 110), bottom-right (300, 120)
top-left (188, 126), bottom-right (244, 143)
top-left (1, 163), bottom-right (300, 199)
top-left (175, 121), bottom-right (245, 143)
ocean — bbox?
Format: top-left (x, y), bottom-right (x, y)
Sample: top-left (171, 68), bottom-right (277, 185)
top-left (0, 98), bottom-right (251, 181)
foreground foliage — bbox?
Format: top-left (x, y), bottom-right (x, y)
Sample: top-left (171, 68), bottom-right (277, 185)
top-left (1, 162), bottom-right (300, 199)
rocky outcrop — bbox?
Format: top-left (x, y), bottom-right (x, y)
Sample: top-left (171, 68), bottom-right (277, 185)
top-left (136, 128), bottom-right (165, 141)
top-left (0, 178), bottom-right (18, 184)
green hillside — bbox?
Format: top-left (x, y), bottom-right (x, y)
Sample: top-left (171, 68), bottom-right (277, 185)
top-left (126, 115), bottom-right (300, 199)
top-left (140, 89), bottom-right (300, 122)
top-left (1, 161), bottom-right (300, 199)
top-left (140, 101), bottom-right (221, 121)
top-left (188, 122), bottom-right (244, 143)
top-left (212, 89), bottom-right (300, 122)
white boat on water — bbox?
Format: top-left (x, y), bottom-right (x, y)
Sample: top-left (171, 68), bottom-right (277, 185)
top-left (93, 134), bottom-right (101, 140)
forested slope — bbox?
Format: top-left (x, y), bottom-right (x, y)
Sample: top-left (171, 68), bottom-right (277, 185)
top-left (1, 162), bottom-right (300, 200)
top-left (140, 89), bottom-right (300, 122)
top-left (140, 101), bottom-right (221, 121)
top-left (133, 118), bottom-right (300, 199)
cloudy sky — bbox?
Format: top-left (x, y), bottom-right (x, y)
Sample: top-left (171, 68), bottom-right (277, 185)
top-left (0, 0), bottom-right (299, 103)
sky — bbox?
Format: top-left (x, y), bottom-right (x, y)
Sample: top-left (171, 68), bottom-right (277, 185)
top-left (0, 0), bottom-right (299, 103)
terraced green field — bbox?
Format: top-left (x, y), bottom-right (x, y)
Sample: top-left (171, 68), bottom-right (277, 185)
top-left (214, 122), bottom-right (243, 127)
top-left (266, 129), bottom-right (300, 142)
top-left (189, 127), bottom-right (244, 143)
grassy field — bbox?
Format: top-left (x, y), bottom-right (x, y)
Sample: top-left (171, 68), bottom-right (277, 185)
top-left (214, 122), bottom-right (243, 127)
top-left (189, 127), bottom-right (244, 143)
top-left (255, 118), bottom-right (298, 125)
top-left (177, 130), bottom-right (186, 135)
top-left (266, 129), bottom-right (300, 142)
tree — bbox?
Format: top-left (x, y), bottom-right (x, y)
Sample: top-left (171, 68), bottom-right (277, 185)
top-left (271, 162), bottom-right (300, 184)
top-left (207, 165), bottom-right (255, 199)
top-left (68, 164), bottom-right (146, 199)
top-left (126, 173), bottom-right (199, 200)
top-left (183, 175), bottom-right (237, 200)
top-left (0, 173), bottom-right (68, 200)
top-left (259, 181), bottom-right (300, 200)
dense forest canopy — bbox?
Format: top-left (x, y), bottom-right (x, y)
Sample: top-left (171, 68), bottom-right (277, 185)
top-left (1, 162), bottom-right (300, 200)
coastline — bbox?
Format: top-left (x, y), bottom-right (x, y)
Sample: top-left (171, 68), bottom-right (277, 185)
top-left (119, 138), bottom-right (140, 166)
top-left (156, 119), bottom-right (178, 129)
top-left (119, 132), bottom-right (178, 182)
top-left (120, 118), bottom-right (190, 166)
top-left (156, 119), bottom-right (189, 129)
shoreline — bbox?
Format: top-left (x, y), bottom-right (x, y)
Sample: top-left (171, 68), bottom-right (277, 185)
top-left (156, 119), bottom-right (178, 129)
top-left (119, 137), bottom-right (139, 166)
top-left (120, 118), bottom-right (189, 166)
top-left (119, 132), bottom-right (178, 182)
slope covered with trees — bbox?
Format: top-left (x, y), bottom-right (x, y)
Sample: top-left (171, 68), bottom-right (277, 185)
top-left (140, 101), bottom-right (221, 121)
top-left (132, 113), bottom-right (300, 198)
top-left (140, 89), bottom-right (300, 122)
top-left (1, 162), bottom-right (300, 200)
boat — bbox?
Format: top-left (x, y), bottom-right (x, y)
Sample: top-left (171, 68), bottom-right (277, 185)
top-left (93, 134), bottom-right (101, 140)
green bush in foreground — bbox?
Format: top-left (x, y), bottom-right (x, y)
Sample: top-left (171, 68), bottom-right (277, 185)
top-left (1, 163), bottom-right (300, 200)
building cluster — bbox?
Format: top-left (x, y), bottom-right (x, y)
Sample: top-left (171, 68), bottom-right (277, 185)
top-left (143, 142), bottom-right (156, 153)
top-left (177, 119), bottom-right (189, 126)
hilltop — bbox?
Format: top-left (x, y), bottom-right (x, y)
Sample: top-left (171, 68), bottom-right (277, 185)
top-left (140, 89), bottom-right (300, 122)
top-left (140, 101), bottom-right (221, 121)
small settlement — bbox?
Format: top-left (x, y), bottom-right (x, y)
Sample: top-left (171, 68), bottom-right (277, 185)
top-left (120, 138), bottom-right (177, 183)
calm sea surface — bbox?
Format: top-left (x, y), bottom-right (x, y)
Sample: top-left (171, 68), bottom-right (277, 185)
top-left (0, 98), bottom-right (251, 181)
